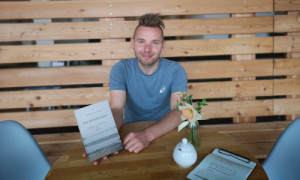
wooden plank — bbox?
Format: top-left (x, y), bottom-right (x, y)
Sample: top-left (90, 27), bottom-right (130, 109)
top-left (274, 35), bottom-right (300, 53)
top-left (0, 110), bottom-right (77, 129)
top-left (284, 14), bottom-right (300, 121)
top-left (0, 42), bottom-right (132, 63)
top-left (34, 132), bottom-right (81, 164)
top-left (0, 80), bottom-right (274, 109)
top-left (39, 142), bottom-right (79, 165)
top-left (237, 142), bottom-right (275, 160)
top-left (274, 78), bottom-right (300, 95)
top-left (230, 13), bottom-right (257, 124)
top-left (209, 129), bottom-right (281, 159)
top-left (0, 0), bottom-right (273, 20)
top-left (217, 128), bottom-right (283, 144)
top-left (275, 14), bottom-right (300, 33)
top-left (0, 37), bottom-right (273, 64)
top-left (165, 16), bottom-right (273, 37)
top-left (275, 0), bottom-right (300, 11)
top-left (203, 121), bottom-right (291, 159)
top-left (0, 87), bottom-right (110, 109)
top-left (0, 66), bottom-right (111, 88)
top-left (0, 21), bottom-right (136, 42)
top-left (274, 58), bottom-right (300, 76)
top-left (202, 121), bottom-right (290, 134)
top-left (188, 80), bottom-right (273, 99)
top-left (0, 99), bottom-right (274, 128)
top-left (201, 99), bottom-right (274, 118)
top-left (102, 59), bottom-right (120, 67)
top-left (37, 121), bottom-right (290, 164)
top-left (163, 37), bottom-right (273, 58)
top-left (7, 61), bottom-right (272, 85)
top-left (0, 60), bottom-right (273, 88)
top-left (181, 59), bottom-right (273, 79)
top-left (0, 16), bottom-right (273, 42)
top-left (34, 132), bottom-right (81, 145)
top-left (274, 98), bottom-right (300, 115)
top-left (38, 121), bottom-right (289, 164)
top-left (99, 17), bottom-right (126, 83)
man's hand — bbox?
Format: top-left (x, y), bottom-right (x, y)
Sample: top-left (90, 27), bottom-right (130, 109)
top-left (123, 131), bottom-right (153, 153)
top-left (82, 151), bottom-right (119, 166)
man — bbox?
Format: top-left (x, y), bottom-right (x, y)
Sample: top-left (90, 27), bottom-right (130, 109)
top-left (86, 13), bottom-right (187, 165)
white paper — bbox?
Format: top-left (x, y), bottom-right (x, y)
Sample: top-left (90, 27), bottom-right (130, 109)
top-left (74, 100), bottom-right (123, 162)
top-left (187, 148), bottom-right (256, 180)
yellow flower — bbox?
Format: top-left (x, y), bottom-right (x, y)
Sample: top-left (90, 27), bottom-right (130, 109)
top-left (178, 103), bottom-right (207, 132)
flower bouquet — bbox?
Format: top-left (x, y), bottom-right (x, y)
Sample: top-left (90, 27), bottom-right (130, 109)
top-left (174, 91), bottom-right (208, 149)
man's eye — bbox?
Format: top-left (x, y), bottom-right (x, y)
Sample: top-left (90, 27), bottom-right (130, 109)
top-left (153, 41), bottom-right (160, 45)
top-left (137, 40), bottom-right (144, 44)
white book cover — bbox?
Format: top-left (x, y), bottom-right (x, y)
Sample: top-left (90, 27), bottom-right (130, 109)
top-left (74, 100), bottom-right (123, 162)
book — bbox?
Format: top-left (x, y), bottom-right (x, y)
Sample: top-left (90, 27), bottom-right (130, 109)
top-left (74, 100), bottom-right (123, 162)
top-left (187, 148), bottom-right (256, 180)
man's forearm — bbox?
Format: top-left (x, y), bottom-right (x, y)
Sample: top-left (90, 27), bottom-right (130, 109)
top-left (143, 109), bottom-right (182, 142)
top-left (111, 108), bottom-right (124, 130)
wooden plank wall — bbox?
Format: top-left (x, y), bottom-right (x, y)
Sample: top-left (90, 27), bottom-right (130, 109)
top-left (274, 0), bottom-right (300, 121)
top-left (0, 0), bottom-right (299, 132)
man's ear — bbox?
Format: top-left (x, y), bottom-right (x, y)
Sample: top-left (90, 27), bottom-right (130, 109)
top-left (131, 37), bottom-right (134, 49)
top-left (162, 40), bottom-right (166, 50)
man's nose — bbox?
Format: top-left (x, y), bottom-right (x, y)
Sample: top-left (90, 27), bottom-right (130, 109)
top-left (144, 44), bottom-right (152, 52)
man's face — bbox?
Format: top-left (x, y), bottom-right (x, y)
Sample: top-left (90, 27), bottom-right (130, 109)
top-left (131, 26), bottom-right (165, 69)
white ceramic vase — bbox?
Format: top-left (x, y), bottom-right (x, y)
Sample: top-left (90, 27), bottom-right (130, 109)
top-left (173, 138), bottom-right (197, 168)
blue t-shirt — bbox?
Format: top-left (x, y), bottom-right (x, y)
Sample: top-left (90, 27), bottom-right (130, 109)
top-left (109, 58), bottom-right (187, 124)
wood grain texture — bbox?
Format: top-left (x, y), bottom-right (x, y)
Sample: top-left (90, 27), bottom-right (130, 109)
top-left (201, 100), bottom-right (274, 118)
top-left (275, 0), bottom-right (300, 11)
top-left (275, 14), bottom-right (300, 33)
top-left (0, 66), bottom-right (111, 87)
top-left (0, 37), bottom-right (273, 63)
top-left (274, 78), bottom-right (300, 95)
top-left (0, 100), bottom-right (276, 129)
top-left (188, 80), bottom-right (273, 98)
top-left (0, 0), bottom-right (273, 20)
top-left (203, 121), bottom-right (291, 159)
top-left (0, 87), bottom-right (110, 109)
top-left (274, 58), bottom-right (300, 76)
top-left (181, 59), bottom-right (273, 79)
top-left (0, 60), bottom-right (274, 88)
top-left (0, 16), bottom-right (273, 42)
top-left (274, 35), bottom-right (300, 53)
top-left (0, 42), bottom-right (132, 63)
top-left (35, 121), bottom-right (291, 164)
top-left (0, 110), bottom-right (77, 129)
top-left (274, 98), bottom-right (300, 115)
top-left (0, 80), bottom-right (274, 109)
top-left (45, 121), bottom-right (268, 180)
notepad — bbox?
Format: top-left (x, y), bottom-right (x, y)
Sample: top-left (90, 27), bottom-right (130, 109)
top-left (74, 100), bottom-right (123, 162)
top-left (187, 148), bottom-right (256, 180)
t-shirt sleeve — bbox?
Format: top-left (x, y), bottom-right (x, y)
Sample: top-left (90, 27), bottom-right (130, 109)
top-left (171, 64), bottom-right (187, 93)
top-left (109, 62), bottom-right (126, 91)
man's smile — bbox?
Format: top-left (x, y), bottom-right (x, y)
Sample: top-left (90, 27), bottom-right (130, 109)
top-left (141, 54), bottom-right (153, 59)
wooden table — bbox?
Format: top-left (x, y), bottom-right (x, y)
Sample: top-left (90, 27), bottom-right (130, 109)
top-left (45, 121), bottom-right (268, 179)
